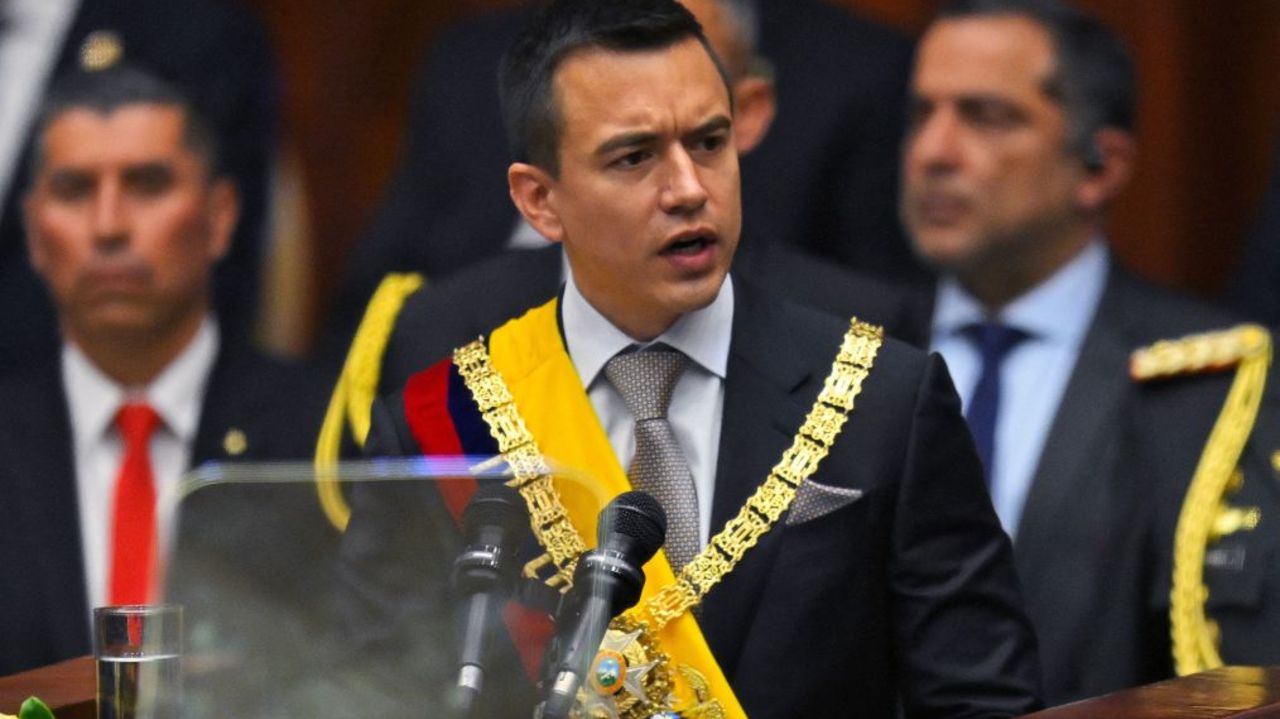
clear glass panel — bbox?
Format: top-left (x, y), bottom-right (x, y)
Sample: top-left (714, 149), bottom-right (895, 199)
top-left (158, 458), bottom-right (606, 719)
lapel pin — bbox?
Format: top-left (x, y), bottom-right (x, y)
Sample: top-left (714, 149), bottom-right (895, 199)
top-left (223, 428), bottom-right (248, 457)
top-left (80, 30), bottom-right (124, 71)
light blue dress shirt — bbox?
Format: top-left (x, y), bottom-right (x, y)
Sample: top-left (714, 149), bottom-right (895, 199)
top-left (930, 241), bottom-right (1109, 538)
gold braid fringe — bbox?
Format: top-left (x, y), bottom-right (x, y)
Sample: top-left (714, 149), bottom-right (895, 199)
top-left (314, 272), bottom-right (425, 531)
top-left (1169, 325), bottom-right (1271, 674)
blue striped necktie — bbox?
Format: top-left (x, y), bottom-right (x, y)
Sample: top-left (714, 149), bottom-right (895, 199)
top-left (962, 322), bottom-right (1030, 488)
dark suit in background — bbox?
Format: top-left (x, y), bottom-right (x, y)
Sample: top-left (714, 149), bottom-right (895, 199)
top-left (0, 0), bottom-right (278, 374)
top-left (0, 341), bottom-right (333, 678)
top-left (1226, 144), bottom-right (1280, 324)
top-left (987, 264), bottom-right (1236, 703)
top-left (328, 0), bottom-right (921, 352)
top-left (341, 280), bottom-right (1042, 718)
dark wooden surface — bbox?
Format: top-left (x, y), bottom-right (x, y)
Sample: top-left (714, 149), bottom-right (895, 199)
top-left (5, 656), bottom-right (1280, 718)
top-left (0, 655), bottom-right (94, 719)
top-left (1021, 666), bottom-right (1280, 719)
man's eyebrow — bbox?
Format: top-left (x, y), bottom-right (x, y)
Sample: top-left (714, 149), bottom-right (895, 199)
top-left (593, 115), bottom-right (733, 158)
top-left (47, 166), bottom-right (90, 181)
top-left (684, 115), bottom-right (731, 139)
top-left (594, 131), bottom-right (659, 158)
top-left (122, 160), bottom-right (175, 176)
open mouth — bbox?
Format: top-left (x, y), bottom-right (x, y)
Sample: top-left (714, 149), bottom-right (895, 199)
top-left (661, 234), bottom-right (715, 256)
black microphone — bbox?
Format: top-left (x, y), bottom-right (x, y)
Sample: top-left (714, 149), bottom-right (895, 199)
top-left (541, 491), bottom-right (667, 719)
top-left (452, 482), bottom-right (530, 714)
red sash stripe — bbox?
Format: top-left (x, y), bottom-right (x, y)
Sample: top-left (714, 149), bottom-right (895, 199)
top-left (403, 360), bottom-right (474, 519)
top-left (401, 357), bottom-right (554, 679)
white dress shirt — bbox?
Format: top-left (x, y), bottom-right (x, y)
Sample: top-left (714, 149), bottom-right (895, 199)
top-left (561, 272), bottom-right (734, 548)
top-left (930, 240), bottom-right (1109, 538)
top-left (63, 318), bottom-right (219, 612)
top-left (0, 0), bottom-right (78, 208)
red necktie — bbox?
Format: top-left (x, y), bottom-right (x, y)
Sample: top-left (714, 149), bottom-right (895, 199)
top-left (109, 402), bottom-right (161, 605)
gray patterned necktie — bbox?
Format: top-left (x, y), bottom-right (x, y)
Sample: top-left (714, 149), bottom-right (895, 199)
top-left (605, 346), bottom-right (700, 572)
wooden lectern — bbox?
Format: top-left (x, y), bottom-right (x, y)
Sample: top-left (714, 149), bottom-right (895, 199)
top-left (0, 657), bottom-right (93, 718)
top-left (1024, 666), bottom-right (1280, 719)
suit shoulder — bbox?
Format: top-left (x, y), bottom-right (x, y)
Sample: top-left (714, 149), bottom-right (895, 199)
top-left (1108, 267), bottom-right (1238, 340)
top-left (738, 244), bottom-right (927, 344)
top-left (764, 288), bottom-right (932, 393)
top-left (385, 249), bottom-right (560, 389)
top-left (200, 345), bottom-right (331, 461)
top-left (0, 363), bottom-right (65, 427)
top-left (395, 247), bottom-right (558, 330)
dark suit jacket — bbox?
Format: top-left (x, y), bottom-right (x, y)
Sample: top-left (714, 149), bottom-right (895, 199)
top-left (341, 280), bottom-right (1042, 718)
top-left (378, 241), bottom-right (930, 395)
top-left (0, 0), bottom-right (278, 374)
top-left (1227, 143), bottom-right (1280, 324)
top-left (327, 0), bottom-right (922, 353)
top-left (912, 264), bottom-right (1236, 705)
top-left (0, 340), bottom-right (333, 678)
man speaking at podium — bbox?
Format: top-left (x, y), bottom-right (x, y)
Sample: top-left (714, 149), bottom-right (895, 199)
top-left (340, 1), bottom-right (1042, 716)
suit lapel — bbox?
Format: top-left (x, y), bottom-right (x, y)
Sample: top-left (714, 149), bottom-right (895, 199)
top-left (7, 367), bottom-right (93, 657)
top-left (1015, 271), bottom-right (1131, 580)
top-left (700, 279), bottom-right (814, 677)
top-left (191, 346), bottom-right (239, 467)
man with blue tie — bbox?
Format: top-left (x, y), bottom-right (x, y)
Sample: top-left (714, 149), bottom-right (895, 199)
top-left (900, 0), bottom-right (1233, 705)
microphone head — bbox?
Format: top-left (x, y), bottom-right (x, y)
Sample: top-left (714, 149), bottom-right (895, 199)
top-left (462, 482), bottom-right (529, 543)
top-left (596, 490), bottom-right (667, 565)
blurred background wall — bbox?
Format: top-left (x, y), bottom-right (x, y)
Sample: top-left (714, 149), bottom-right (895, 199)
top-left (241, 0), bottom-right (1280, 352)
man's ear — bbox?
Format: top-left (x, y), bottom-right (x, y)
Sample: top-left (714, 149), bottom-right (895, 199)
top-left (1075, 128), bottom-right (1135, 212)
top-left (733, 75), bottom-right (776, 155)
top-left (508, 162), bottom-right (565, 242)
top-left (207, 178), bottom-right (239, 262)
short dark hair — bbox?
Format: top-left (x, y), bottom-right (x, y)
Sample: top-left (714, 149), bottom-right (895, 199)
top-left (29, 63), bottom-right (222, 181)
top-left (498, 0), bottom-right (732, 176)
top-left (937, 0), bottom-right (1137, 158)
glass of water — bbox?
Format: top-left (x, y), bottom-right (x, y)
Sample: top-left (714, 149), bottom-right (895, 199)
top-left (93, 605), bottom-right (183, 719)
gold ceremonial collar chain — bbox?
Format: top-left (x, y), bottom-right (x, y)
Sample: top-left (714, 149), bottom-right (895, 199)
top-left (453, 318), bottom-right (883, 718)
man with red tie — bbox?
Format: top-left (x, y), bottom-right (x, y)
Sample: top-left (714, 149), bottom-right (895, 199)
top-left (0, 64), bottom-right (327, 676)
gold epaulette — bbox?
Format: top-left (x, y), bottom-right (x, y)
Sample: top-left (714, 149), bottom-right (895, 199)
top-left (314, 272), bottom-right (425, 531)
top-left (1129, 324), bottom-right (1271, 382)
top-left (1165, 323), bottom-right (1273, 675)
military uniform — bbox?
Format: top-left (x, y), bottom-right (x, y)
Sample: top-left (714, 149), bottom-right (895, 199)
top-left (1092, 325), bottom-right (1280, 688)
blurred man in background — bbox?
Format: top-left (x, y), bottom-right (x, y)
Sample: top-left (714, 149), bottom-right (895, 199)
top-left (0, 65), bottom-right (326, 677)
top-left (0, 0), bottom-right (278, 374)
top-left (900, 0), bottom-right (1233, 704)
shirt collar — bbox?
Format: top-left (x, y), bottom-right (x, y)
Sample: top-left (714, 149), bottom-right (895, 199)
top-left (562, 270), bottom-right (734, 389)
top-left (62, 318), bottom-right (220, 446)
top-left (933, 239), bottom-right (1109, 345)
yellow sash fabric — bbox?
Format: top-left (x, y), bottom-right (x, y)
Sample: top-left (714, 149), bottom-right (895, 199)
top-left (488, 299), bottom-right (746, 718)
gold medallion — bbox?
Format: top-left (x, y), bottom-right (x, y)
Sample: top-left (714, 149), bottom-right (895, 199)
top-left (571, 615), bottom-right (724, 719)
